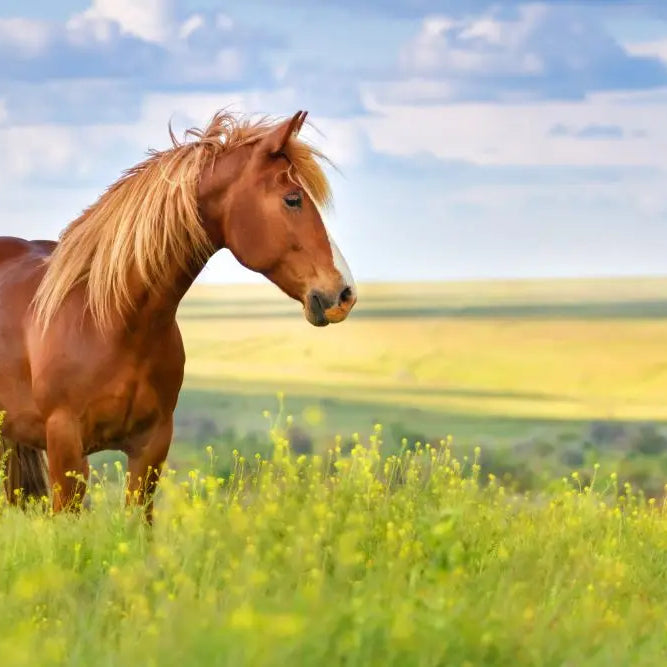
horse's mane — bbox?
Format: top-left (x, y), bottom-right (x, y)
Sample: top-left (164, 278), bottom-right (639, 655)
top-left (32, 111), bottom-right (332, 331)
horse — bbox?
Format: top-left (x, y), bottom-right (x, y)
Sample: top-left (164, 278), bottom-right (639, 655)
top-left (0, 109), bottom-right (357, 519)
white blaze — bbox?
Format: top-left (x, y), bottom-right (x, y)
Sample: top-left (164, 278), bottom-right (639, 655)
top-left (325, 227), bottom-right (356, 295)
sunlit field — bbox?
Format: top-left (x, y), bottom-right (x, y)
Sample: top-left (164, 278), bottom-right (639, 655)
top-left (3, 431), bottom-right (667, 666)
top-left (4, 277), bottom-right (667, 666)
top-left (170, 277), bottom-right (667, 458)
top-left (180, 277), bottom-right (667, 419)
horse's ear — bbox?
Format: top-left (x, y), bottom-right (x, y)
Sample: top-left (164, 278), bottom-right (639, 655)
top-left (295, 110), bottom-right (308, 134)
top-left (262, 110), bottom-right (308, 156)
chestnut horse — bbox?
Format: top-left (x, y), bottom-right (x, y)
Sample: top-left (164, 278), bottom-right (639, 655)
top-left (0, 109), bottom-right (356, 517)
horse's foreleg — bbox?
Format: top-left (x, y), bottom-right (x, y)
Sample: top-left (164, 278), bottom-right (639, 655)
top-left (126, 418), bottom-right (172, 524)
top-left (45, 410), bottom-right (87, 512)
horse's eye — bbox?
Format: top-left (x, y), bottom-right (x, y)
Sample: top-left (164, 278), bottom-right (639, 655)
top-left (284, 192), bottom-right (302, 209)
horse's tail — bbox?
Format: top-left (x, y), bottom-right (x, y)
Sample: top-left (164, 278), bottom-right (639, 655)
top-left (1, 440), bottom-right (49, 505)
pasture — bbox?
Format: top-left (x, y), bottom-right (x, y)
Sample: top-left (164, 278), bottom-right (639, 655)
top-left (2, 437), bottom-right (667, 666)
top-left (170, 277), bottom-right (667, 469)
top-left (4, 275), bottom-right (667, 665)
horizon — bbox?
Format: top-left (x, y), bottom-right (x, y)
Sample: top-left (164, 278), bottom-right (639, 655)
top-left (184, 272), bottom-right (667, 296)
top-left (190, 272), bottom-right (667, 288)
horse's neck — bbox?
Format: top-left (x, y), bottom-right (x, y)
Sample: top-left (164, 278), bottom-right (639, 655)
top-left (124, 254), bottom-right (212, 330)
top-left (124, 151), bottom-right (236, 328)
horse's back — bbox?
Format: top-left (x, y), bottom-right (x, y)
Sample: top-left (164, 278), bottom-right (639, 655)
top-left (0, 234), bottom-right (54, 347)
top-left (0, 237), bottom-right (56, 448)
top-left (0, 237), bottom-right (54, 300)
top-left (0, 236), bottom-right (56, 265)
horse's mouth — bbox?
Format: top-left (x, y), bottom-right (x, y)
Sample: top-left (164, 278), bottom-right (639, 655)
top-left (304, 288), bottom-right (356, 327)
top-left (305, 297), bottom-right (330, 327)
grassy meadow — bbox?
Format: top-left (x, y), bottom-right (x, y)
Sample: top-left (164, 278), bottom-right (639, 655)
top-left (168, 276), bottom-right (667, 493)
top-left (178, 276), bottom-right (667, 426)
top-left (3, 435), bottom-right (667, 666)
top-left (5, 276), bottom-right (667, 665)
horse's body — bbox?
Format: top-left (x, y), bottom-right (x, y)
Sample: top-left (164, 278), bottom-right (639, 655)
top-left (0, 236), bottom-right (185, 510)
top-left (0, 110), bottom-right (356, 516)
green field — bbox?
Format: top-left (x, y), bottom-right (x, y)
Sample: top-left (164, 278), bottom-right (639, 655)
top-left (5, 276), bottom-right (667, 666)
top-left (163, 277), bottom-right (667, 479)
top-left (3, 438), bottom-right (667, 666)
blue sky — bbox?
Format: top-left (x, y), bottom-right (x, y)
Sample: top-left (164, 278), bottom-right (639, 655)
top-left (2, 1), bottom-right (667, 284)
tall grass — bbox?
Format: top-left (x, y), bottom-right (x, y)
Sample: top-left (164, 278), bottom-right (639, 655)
top-left (1, 417), bottom-right (667, 666)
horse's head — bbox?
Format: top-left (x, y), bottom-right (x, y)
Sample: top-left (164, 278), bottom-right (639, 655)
top-left (199, 111), bottom-right (356, 327)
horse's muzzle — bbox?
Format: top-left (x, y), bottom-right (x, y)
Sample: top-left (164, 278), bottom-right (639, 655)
top-left (305, 286), bottom-right (357, 327)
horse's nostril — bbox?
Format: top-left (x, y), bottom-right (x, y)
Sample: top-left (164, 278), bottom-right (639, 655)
top-left (339, 286), bottom-right (354, 305)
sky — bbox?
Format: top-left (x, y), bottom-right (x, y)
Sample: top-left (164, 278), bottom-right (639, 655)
top-left (1, 1), bottom-right (667, 284)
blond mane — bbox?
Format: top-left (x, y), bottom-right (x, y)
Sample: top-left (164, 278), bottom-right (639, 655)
top-left (32, 111), bottom-right (332, 331)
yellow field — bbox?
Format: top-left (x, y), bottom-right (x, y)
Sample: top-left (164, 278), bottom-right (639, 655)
top-left (7, 280), bottom-right (667, 667)
top-left (178, 277), bottom-right (667, 424)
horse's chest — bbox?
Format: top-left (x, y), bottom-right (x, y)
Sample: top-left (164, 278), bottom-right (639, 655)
top-left (85, 378), bottom-right (161, 453)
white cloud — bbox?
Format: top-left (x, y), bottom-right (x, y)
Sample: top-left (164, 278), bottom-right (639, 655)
top-left (215, 48), bottom-right (244, 81)
top-left (69, 0), bottom-right (175, 44)
top-left (0, 124), bottom-right (94, 180)
top-left (362, 87), bottom-right (667, 168)
top-left (300, 118), bottom-right (368, 169)
top-left (216, 14), bottom-right (235, 31)
top-left (362, 78), bottom-right (459, 105)
top-left (2, 80), bottom-right (663, 187)
top-left (0, 1), bottom-right (276, 93)
top-left (178, 14), bottom-right (204, 40)
top-left (625, 40), bottom-right (667, 64)
top-left (0, 18), bottom-right (52, 57)
top-left (400, 7), bottom-right (547, 77)
top-left (396, 5), bottom-right (667, 101)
